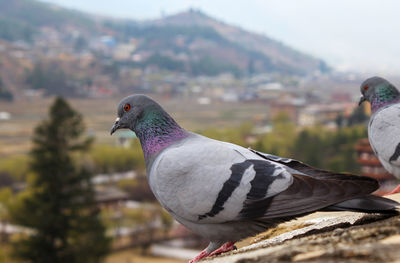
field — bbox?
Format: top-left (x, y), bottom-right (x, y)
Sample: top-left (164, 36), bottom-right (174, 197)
top-left (0, 96), bottom-right (268, 156)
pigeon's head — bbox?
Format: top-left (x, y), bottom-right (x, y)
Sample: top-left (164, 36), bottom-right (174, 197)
top-left (110, 95), bottom-right (162, 135)
top-left (359, 76), bottom-right (399, 106)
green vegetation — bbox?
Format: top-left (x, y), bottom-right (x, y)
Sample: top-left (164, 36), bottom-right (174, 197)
top-left (105, 24), bottom-right (225, 43)
top-left (0, 16), bottom-right (35, 42)
top-left (89, 142), bottom-right (145, 174)
top-left (0, 77), bottom-right (13, 101)
top-left (347, 105), bottom-right (369, 126)
top-left (0, 0), bottom-right (96, 42)
top-left (253, 115), bottom-right (366, 174)
top-left (201, 115), bottom-right (366, 174)
top-left (9, 97), bottom-right (110, 262)
top-left (145, 53), bottom-right (185, 72)
top-left (0, 0), bottom-right (95, 34)
top-left (200, 122), bottom-right (253, 148)
top-left (25, 62), bottom-right (73, 96)
top-left (0, 155), bottom-right (30, 182)
top-left (190, 56), bottom-right (242, 77)
top-left (291, 125), bottom-right (366, 173)
top-left (0, 142), bottom-right (145, 182)
top-left (255, 114), bottom-right (297, 157)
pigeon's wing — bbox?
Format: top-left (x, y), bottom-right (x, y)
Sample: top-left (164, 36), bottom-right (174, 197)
top-left (239, 172), bottom-right (378, 220)
top-left (368, 104), bottom-right (400, 169)
top-left (235, 148), bottom-right (379, 220)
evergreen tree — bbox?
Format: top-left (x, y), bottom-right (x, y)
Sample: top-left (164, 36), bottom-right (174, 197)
top-left (0, 77), bottom-right (13, 101)
top-left (11, 97), bottom-right (110, 263)
top-left (26, 63), bottom-right (73, 96)
top-left (347, 106), bottom-right (368, 126)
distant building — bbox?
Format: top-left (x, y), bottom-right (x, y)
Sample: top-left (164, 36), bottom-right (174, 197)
top-left (330, 92), bottom-right (352, 103)
top-left (257, 82), bottom-right (285, 100)
top-left (355, 138), bottom-right (398, 195)
top-left (298, 103), bottom-right (355, 128)
top-left (112, 43), bottom-right (137, 61)
top-left (268, 99), bottom-right (305, 124)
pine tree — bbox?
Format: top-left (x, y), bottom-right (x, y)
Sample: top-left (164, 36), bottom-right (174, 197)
top-left (0, 77), bottom-right (13, 101)
top-left (11, 97), bottom-right (110, 263)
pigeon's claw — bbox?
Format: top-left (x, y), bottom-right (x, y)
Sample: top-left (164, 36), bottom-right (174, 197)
top-left (386, 184), bottom-right (400, 195)
top-left (189, 242), bottom-right (237, 262)
top-left (189, 250), bottom-right (209, 263)
top-left (209, 242), bottom-right (236, 257)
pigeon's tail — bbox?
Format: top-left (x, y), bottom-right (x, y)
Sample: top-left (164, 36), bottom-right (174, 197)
top-left (325, 195), bottom-right (399, 214)
top-left (251, 148), bottom-right (400, 214)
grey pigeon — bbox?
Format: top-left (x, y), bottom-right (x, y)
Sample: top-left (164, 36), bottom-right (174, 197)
top-left (359, 76), bottom-right (400, 194)
top-left (111, 95), bottom-right (399, 262)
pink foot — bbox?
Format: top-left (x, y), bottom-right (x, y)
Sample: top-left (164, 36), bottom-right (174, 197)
top-left (386, 184), bottom-right (400, 195)
top-left (188, 242), bottom-right (236, 262)
top-left (209, 242), bottom-right (236, 257)
top-left (189, 250), bottom-right (209, 263)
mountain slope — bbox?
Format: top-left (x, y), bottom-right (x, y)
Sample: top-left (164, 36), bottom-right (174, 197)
top-left (149, 10), bottom-right (329, 75)
top-left (0, 0), bottom-right (96, 41)
top-left (0, 0), bottom-right (329, 76)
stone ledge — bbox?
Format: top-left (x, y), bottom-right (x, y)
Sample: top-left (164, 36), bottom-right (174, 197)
top-left (203, 194), bottom-right (400, 263)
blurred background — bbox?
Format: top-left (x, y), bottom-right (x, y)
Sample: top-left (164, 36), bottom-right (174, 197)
top-left (0, 0), bottom-right (399, 262)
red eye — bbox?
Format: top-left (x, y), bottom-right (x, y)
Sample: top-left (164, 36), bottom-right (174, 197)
top-left (123, 103), bottom-right (131, 112)
top-left (363, 85), bottom-right (369, 91)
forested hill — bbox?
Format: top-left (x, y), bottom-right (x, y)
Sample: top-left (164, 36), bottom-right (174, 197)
top-left (0, 0), bottom-right (329, 76)
top-left (0, 0), bottom-right (96, 42)
top-left (148, 10), bottom-right (329, 75)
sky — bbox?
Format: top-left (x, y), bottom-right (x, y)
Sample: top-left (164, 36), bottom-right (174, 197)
top-left (41, 0), bottom-right (400, 74)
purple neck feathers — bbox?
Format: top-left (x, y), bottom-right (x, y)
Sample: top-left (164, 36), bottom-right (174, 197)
top-left (135, 111), bottom-right (188, 160)
top-left (371, 98), bottom-right (400, 113)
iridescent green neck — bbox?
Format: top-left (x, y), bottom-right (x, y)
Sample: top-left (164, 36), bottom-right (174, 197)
top-left (371, 84), bottom-right (400, 112)
top-left (134, 109), bottom-right (188, 161)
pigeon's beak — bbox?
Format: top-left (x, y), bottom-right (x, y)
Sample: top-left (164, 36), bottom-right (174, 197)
top-left (358, 95), bottom-right (367, 106)
top-left (110, 117), bottom-right (121, 135)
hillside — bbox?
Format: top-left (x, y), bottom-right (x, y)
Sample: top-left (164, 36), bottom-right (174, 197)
top-left (0, 0), bottom-right (329, 79)
top-left (0, 0), bottom-right (96, 42)
top-left (105, 10), bottom-right (328, 76)
top-left (149, 10), bottom-right (329, 75)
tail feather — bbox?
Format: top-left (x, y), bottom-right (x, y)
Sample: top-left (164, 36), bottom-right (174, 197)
top-left (250, 148), bottom-right (400, 215)
top-left (325, 195), bottom-right (399, 214)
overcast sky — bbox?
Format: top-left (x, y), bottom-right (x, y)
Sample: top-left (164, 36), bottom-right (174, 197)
top-left (41, 0), bottom-right (400, 75)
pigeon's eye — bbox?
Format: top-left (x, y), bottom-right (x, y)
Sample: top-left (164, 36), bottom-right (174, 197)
top-left (363, 85), bottom-right (369, 91)
top-left (123, 103), bottom-right (131, 112)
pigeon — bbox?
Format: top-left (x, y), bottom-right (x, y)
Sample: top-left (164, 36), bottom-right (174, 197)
top-left (359, 76), bottom-right (400, 194)
top-left (111, 95), bottom-right (399, 262)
